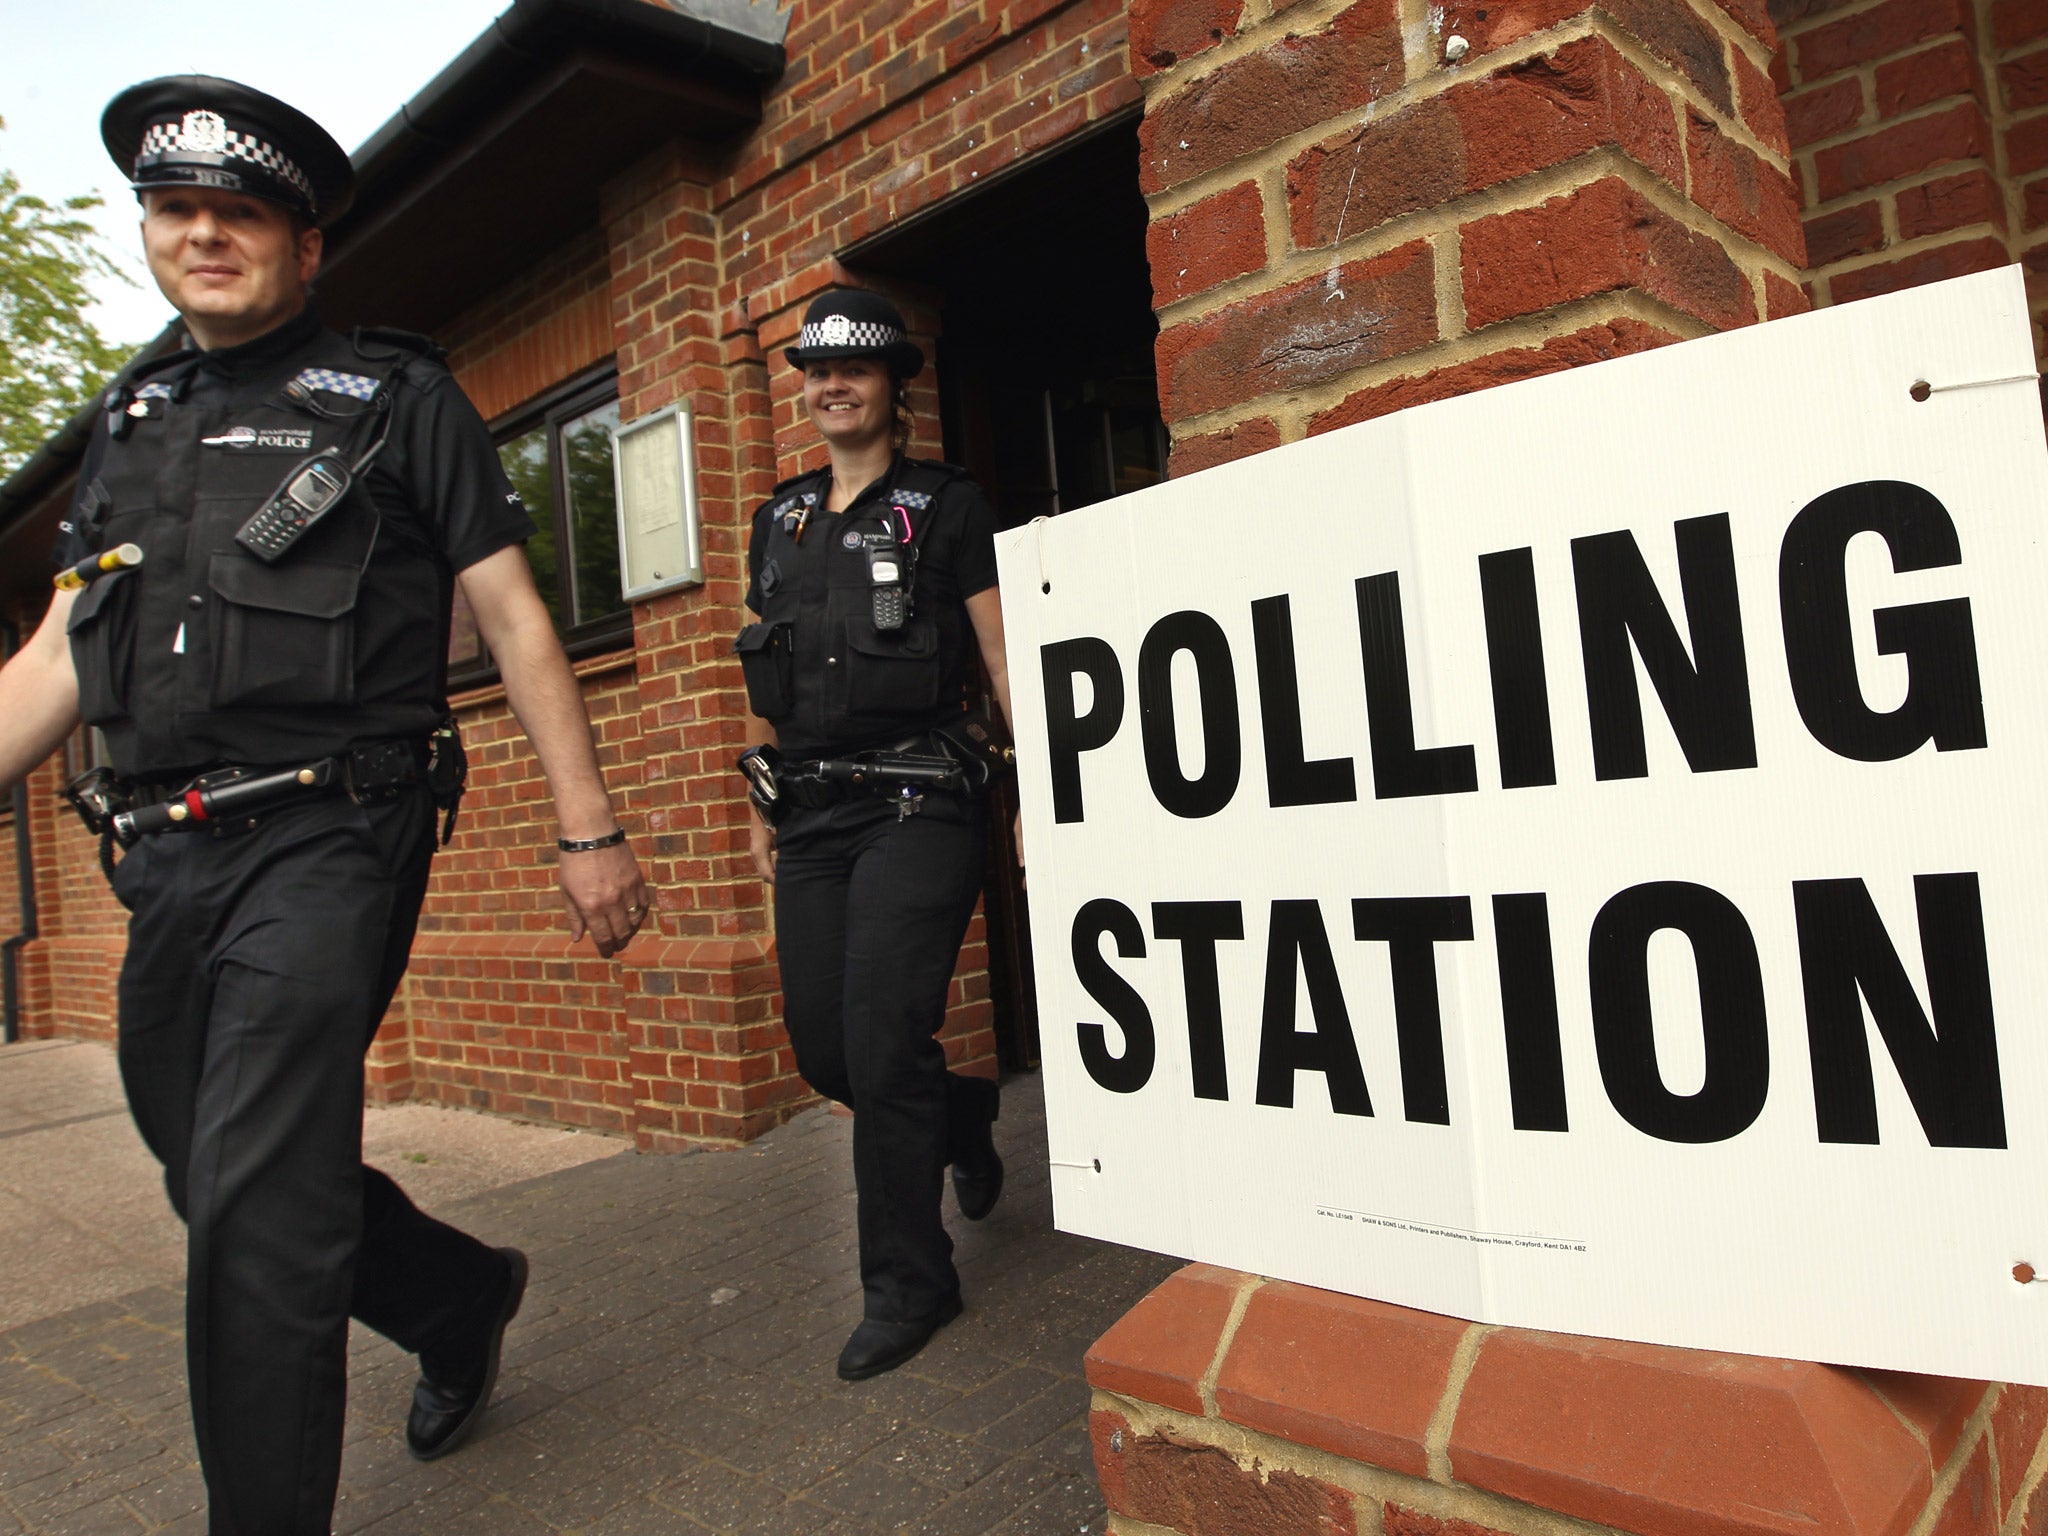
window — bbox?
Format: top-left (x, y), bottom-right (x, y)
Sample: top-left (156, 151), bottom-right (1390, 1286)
top-left (448, 368), bottom-right (629, 679)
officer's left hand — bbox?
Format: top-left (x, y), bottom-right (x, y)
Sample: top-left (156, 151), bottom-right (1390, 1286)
top-left (561, 842), bottom-right (653, 958)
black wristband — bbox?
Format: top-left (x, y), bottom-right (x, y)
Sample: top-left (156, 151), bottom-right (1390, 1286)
top-left (557, 828), bottom-right (627, 853)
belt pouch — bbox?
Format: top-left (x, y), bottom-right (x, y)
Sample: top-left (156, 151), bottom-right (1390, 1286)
top-left (735, 621), bottom-right (794, 718)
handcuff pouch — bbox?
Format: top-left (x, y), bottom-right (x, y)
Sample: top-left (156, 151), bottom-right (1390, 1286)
top-left (735, 621), bottom-right (794, 719)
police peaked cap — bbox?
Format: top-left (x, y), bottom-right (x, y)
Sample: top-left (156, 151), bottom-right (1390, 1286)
top-left (785, 290), bottom-right (925, 379)
top-left (101, 76), bottom-right (354, 225)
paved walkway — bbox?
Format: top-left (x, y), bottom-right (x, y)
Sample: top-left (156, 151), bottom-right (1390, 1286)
top-left (0, 1041), bottom-right (1179, 1535)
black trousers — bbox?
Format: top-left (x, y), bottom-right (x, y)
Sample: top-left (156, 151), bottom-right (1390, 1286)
top-left (773, 793), bottom-right (990, 1324)
top-left (110, 789), bottom-right (503, 1536)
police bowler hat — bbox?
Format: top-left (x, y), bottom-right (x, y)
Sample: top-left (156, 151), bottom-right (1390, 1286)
top-left (785, 290), bottom-right (925, 379)
top-left (101, 76), bottom-right (354, 226)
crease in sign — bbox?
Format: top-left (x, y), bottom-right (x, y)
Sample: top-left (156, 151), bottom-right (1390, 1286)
top-left (1136, 482), bottom-right (1206, 1268)
top-left (1316, 1203), bottom-right (1588, 1253)
top-left (1394, 410), bottom-right (1506, 1319)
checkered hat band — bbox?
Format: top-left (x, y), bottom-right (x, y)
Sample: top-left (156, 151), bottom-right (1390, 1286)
top-left (138, 121), bottom-right (314, 206)
top-left (293, 368), bottom-right (379, 401)
top-left (797, 319), bottom-right (903, 352)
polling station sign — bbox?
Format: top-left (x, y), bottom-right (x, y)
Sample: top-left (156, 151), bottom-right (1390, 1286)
top-left (996, 267), bottom-right (2048, 1385)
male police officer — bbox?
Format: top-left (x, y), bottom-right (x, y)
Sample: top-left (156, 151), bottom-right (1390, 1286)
top-left (0, 78), bottom-right (650, 1534)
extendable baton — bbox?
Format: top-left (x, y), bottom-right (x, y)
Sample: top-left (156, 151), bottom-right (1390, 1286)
top-left (810, 752), bottom-right (965, 790)
top-left (112, 760), bottom-right (339, 842)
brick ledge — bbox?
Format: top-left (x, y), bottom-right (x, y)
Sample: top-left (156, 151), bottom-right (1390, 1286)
top-left (1086, 1265), bottom-right (2044, 1536)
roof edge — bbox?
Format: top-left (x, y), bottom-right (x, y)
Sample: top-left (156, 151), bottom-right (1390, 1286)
top-left (0, 0), bottom-right (784, 547)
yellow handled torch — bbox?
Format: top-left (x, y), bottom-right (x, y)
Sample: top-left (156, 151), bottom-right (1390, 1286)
top-left (54, 544), bottom-right (144, 591)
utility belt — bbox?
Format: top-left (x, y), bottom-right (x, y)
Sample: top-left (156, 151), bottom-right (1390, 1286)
top-left (64, 719), bottom-right (468, 862)
top-left (738, 711), bottom-right (1014, 827)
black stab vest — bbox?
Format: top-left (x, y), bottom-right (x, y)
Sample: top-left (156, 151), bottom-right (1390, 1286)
top-left (737, 461), bottom-right (970, 757)
top-left (66, 328), bottom-right (446, 775)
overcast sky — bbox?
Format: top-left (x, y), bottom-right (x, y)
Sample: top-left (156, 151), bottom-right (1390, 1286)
top-left (1, 0), bottom-right (512, 347)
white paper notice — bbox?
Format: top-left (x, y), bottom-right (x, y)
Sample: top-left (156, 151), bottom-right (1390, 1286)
top-left (998, 267), bottom-right (2048, 1385)
top-left (621, 424), bottom-right (682, 537)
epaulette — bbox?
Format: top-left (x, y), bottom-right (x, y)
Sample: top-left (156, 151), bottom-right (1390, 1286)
top-left (766, 488), bottom-right (822, 521)
top-left (105, 347), bottom-right (199, 410)
top-left (763, 487), bottom-right (823, 540)
top-left (885, 459), bottom-right (969, 517)
top-left (288, 366), bottom-right (382, 402)
top-left (103, 349), bottom-right (201, 432)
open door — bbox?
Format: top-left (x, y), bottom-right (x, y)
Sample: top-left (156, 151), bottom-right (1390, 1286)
top-left (847, 117), bottom-right (1167, 1068)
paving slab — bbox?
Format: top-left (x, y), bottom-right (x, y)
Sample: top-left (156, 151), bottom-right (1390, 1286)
top-left (0, 1041), bottom-right (1178, 1533)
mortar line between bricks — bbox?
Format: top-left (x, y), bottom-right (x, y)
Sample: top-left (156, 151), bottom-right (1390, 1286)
top-left (1397, 0), bottom-right (1440, 81)
top-left (1155, 138), bottom-right (1802, 343)
top-left (2001, 1390), bottom-right (2048, 1536)
top-left (1140, 16), bottom-right (1607, 221)
top-left (1136, 0), bottom-right (1360, 104)
top-left (709, 0), bottom-right (1121, 216)
top-left (1802, 157), bottom-right (2007, 224)
top-left (1106, 1514), bottom-right (1185, 1536)
top-left (1588, 16), bottom-right (1796, 170)
top-left (1423, 1322), bottom-right (1494, 1485)
top-left (1156, 3), bottom-right (1800, 185)
top-left (1813, 220), bottom-right (2018, 282)
top-left (1169, 286), bottom-right (1717, 446)
top-left (1195, 1275), bottom-right (1264, 1418)
top-left (1110, 1371), bottom-right (1637, 1536)
top-left (1786, 93), bottom-right (2007, 178)
top-left (1905, 1384), bottom-right (2003, 1536)
top-left (1855, 1367), bottom-right (1937, 1451)
top-left (1688, 0), bottom-right (1777, 76)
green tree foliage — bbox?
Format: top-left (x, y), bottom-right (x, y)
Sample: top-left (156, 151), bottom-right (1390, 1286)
top-left (0, 121), bottom-right (130, 477)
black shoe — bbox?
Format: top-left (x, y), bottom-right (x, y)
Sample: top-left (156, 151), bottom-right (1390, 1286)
top-left (836, 1293), bottom-right (963, 1381)
top-left (406, 1247), bottom-right (528, 1461)
top-left (950, 1079), bottom-right (1003, 1222)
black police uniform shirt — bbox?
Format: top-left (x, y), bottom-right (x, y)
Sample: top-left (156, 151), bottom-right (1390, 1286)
top-left (742, 458), bottom-right (999, 761)
top-left (54, 309), bottom-right (533, 777)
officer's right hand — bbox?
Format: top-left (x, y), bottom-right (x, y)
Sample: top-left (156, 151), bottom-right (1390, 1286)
top-left (749, 815), bottom-right (777, 884)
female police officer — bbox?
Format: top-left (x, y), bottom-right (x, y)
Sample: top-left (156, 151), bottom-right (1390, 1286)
top-left (738, 289), bottom-right (1013, 1380)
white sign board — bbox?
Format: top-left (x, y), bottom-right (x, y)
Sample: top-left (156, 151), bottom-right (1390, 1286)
top-left (612, 402), bottom-right (704, 599)
top-left (998, 267), bottom-right (2048, 1385)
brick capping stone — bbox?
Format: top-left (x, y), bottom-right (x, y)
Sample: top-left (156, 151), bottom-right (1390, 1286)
top-left (1086, 1264), bottom-right (2048, 1536)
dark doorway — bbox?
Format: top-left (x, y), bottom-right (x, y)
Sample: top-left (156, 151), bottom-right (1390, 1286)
top-left (846, 115), bottom-right (1166, 1069)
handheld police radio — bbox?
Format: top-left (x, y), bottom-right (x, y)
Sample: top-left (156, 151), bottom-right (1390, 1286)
top-left (865, 532), bottom-right (907, 632)
top-left (234, 453), bottom-right (355, 561)
top-left (233, 382), bottom-right (395, 562)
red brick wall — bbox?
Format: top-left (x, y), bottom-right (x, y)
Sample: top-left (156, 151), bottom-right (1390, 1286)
top-left (1777, 0), bottom-right (2048, 363)
top-left (1134, 0), bottom-right (1808, 473)
top-left (1087, 1266), bottom-right (2048, 1536)
top-left (446, 230), bottom-right (615, 423)
top-left (585, 0), bottom-right (1148, 1144)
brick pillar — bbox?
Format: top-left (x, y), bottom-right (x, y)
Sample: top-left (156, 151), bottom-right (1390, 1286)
top-left (598, 158), bottom-right (805, 1151)
top-left (1087, 1266), bottom-right (2048, 1536)
top-left (1067, 2), bottom-right (2045, 1528)
top-left (1775, 0), bottom-right (2048, 367)
top-left (1134, 0), bottom-right (1808, 473)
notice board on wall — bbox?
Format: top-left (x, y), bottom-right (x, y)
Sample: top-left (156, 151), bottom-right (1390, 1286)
top-left (996, 267), bottom-right (2048, 1385)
